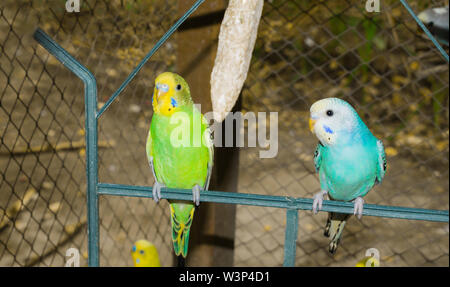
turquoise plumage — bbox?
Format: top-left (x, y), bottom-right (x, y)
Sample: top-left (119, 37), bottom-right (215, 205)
top-left (309, 98), bottom-right (386, 254)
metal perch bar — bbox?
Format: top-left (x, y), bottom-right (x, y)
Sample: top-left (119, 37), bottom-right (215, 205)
top-left (97, 183), bottom-right (449, 223)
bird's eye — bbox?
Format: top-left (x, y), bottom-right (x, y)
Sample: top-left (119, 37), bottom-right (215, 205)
top-left (139, 250), bottom-right (145, 255)
top-left (175, 84), bottom-right (182, 91)
top-left (326, 110), bottom-right (333, 116)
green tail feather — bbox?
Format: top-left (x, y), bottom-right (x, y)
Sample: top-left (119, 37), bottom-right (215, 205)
top-left (170, 204), bottom-right (195, 258)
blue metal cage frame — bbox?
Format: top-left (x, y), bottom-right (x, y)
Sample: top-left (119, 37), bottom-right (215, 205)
top-left (33, 0), bottom-right (449, 267)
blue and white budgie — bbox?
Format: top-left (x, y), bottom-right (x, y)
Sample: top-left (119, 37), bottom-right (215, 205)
top-left (418, 6), bottom-right (449, 46)
top-left (309, 98), bottom-right (386, 254)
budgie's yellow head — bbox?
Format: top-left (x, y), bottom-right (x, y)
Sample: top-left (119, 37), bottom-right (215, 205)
top-left (153, 72), bottom-right (192, 116)
top-left (131, 239), bottom-right (161, 267)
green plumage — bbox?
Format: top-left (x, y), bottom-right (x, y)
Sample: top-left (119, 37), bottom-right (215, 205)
top-left (148, 106), bottom-right (211, 258)
top-left (146, 72), bottom-right (213, 259)
top-left (150, 106), bottom-right (209, 189)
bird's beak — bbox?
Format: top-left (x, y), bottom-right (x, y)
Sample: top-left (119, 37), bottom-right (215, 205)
top-left (154, 82), bottom-right (169, 100)
top-left (152, 82), bottom-right (174, 116)
top-left (155, 88), bottom-right (166, 101)
top-left (309, 118), bottom-right (316, 133)
top-left (152, 89), bottom-right (161, 113)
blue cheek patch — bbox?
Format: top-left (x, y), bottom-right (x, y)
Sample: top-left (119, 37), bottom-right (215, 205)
top-left (136, 258), bottom-right (140, 264)
top-left (323, 125), bottom-right (333, 134)
top-left (171, 97), bottom-right (178, 107)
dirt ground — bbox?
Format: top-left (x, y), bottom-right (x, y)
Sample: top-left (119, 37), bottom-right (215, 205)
top-left (0, 0), bottom-right (448, 266)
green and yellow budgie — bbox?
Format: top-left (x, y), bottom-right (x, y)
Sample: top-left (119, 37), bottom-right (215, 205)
top-left (146, 72), bottom-right (213, 264)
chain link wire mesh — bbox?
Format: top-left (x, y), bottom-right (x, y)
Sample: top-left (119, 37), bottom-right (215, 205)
top-left (1, 0), bottom-right (177, 266)
top-left (0, 0), bottom-right (448, 267)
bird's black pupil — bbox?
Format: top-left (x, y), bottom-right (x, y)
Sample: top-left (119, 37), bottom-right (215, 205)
top-left (326, 110), bottom-right (333, 116)
top-left (176, 84), bottom-right (181, 90)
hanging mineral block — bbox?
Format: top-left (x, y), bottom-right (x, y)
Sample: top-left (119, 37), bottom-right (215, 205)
top-left (210, 0), bottom-right (264, 122)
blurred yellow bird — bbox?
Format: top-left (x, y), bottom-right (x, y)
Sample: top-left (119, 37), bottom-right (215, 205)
top-left (131, 240), bottom-right (161, 267)
top-left (355, 256), bottom-right (379, 267)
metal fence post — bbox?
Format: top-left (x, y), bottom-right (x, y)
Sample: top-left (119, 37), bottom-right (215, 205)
top-left (283, 208), bottom-right (299, 267)
top-left (33, 28), bottom-right (100, 267)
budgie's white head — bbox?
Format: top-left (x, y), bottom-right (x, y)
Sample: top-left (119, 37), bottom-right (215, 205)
top-left (309, 98), bottom-right (361, 146)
